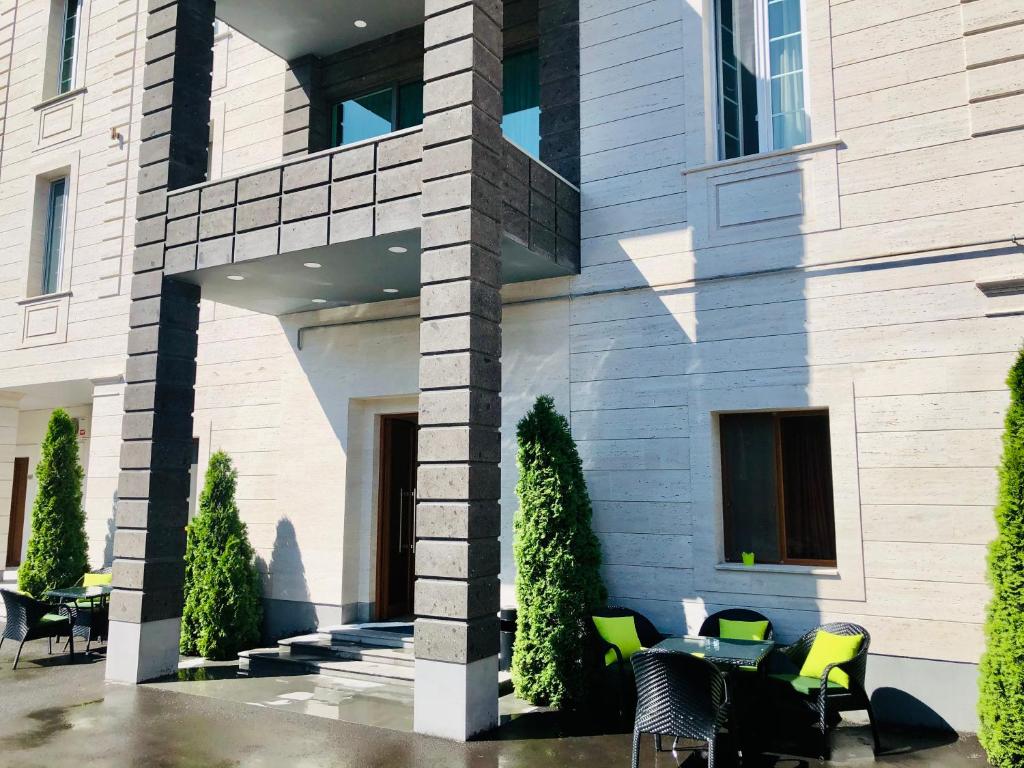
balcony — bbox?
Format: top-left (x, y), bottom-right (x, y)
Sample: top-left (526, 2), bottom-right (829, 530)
top-left (214, 0), bottom-right (421, 60)
top-left (162, 129), bottom-right (580, 315)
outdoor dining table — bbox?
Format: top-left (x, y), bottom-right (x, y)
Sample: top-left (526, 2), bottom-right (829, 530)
top-left (651, 635), bottom-right (777, 757)
top-left (45, 585), bottom-right (113, 606)
top-left (652, 635), bottom-right (775, 671)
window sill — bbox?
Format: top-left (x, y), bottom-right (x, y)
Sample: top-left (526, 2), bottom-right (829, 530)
top-left (33, 87), bottom-right (87, 112)
top-left (715, 562), bottom-right (839, 577)
top-left (683, 137), bottom-right (844, 176)
top-left (18, 290), bottom-right (72, 306)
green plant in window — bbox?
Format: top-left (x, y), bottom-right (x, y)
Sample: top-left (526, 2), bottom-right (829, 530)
top-left (180, 451), bottom-right (263, 660)
top-left (511, 395), bottom-right (607, 708)
top-left (979, 347), bottom-right (1024, 766)
top-left (18, 409), bottom-right (88, 598)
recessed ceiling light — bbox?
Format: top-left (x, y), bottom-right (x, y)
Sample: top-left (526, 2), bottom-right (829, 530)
top-left (227, 274), bottom-right (245, 281)
top-left (387, 246), bottom-right (407, 254)
top-left (303, 262), bottom-right (322, 269)
top-left (353, 19), bottom-right (367, 28)
top-left (312, 298), bottom-right (327, 304)
top-left (383, 288), bottom-right (399, 294)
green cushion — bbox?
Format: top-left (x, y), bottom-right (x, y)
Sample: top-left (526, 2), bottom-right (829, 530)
top-left (770, 673), bottom-right (845, 695)
top-left (799, 630), bottom-right (863, 688)
top-left (592, 616), bottom-right (644, 666)
top-left (719, 618), bottom-right (768, 641)
top-left (83, 573), bottom-right (112, 587)
top-left (40, 613), bottom-right (69, 626)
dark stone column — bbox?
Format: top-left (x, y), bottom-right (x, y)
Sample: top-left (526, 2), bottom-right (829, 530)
top-left (283, 55), bottom-right (330, 158)
top-left (538, 0), bottom-right (580, 184)
top-left (414, 0), bottom-right (504, 741)
top-left (105, 0), bottom-right (213, 684)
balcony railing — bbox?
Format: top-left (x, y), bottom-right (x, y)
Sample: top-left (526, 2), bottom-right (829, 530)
top-left (161, 129), bottom-right (580, 315)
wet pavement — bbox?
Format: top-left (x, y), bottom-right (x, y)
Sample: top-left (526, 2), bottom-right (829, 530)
top-left (0, 637), bottom-right (990, 768)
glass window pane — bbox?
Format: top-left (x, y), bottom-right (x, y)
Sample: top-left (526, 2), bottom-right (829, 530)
top-left (779, 413), bottom-right (836, 562)
top-left (720, 413), bottom-right (782, 564)
top-left (772, 112), bottom-right (808, 149)
top-left (768, 0), bottom-right (801, 38)
top-left (339, 89), bottom-right (394, 145)
top-left (58, 0), bottom-right (79, 94)
top-left (717, 0), bottom-right (760, 158)
top-left (771, 71), bottom-right (804, 116)
top-left (42, 178), bottom-right (67, 295)
top-left (501, 48), bottom-right (541, 157)
top-left (769, 34), bottom-right (802, 76)
top-left (767, 0), bottom-right (807, 150)
top-left (396, 82), bottom-right (423, 130)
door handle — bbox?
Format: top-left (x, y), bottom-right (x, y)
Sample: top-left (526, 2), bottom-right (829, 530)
top-left (410, 487), bottom-right (417, 554)
top-left (398, 488), bottom-right (406, 554)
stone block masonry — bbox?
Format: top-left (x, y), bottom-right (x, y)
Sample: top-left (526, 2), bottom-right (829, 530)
top-left (106, 0), bottom-right (214, 685)
top-left (414, 0), bottom-right (505, 741)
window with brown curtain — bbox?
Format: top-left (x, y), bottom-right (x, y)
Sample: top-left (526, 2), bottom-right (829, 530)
top-left (719, 410), bottom-right (836, 566)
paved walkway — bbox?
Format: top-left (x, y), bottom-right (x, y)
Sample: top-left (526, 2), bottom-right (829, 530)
top-left (0, 639), bottom-right (989, 768)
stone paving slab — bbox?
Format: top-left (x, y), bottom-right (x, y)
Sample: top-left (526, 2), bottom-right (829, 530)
top-left (0, 636), bottom-right (989, 768)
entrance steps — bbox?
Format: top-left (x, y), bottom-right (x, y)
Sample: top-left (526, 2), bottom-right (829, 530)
top-left (239, 621), bottom-right (513, 693)
top-left (239, 622), bottom-right (416, 684)
top-left (0, 569), bottom-right (17, 618)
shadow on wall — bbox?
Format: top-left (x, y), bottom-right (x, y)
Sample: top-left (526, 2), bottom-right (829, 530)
top-left (259, 517), bottom-right (317, 642)
top-left (101, 491), bottom-right (117, 568)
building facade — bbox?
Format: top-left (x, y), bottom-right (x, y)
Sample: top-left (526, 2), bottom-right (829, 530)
top-left (1, 0), bottom-right (1022, 740)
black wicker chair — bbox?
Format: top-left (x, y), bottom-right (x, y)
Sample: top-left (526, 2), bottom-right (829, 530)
top-left (1, 590), bottom-right (74, 670)
top-left (588, 607), bottom-right (665, 719)
top-left (769, 621), bottom-right (880, 759)
top-left (699, 608), bottom-right (774, 640)
top-left (631, 649), bottom-right (733, 768)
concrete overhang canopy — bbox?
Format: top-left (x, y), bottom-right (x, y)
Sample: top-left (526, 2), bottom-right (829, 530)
top-left (162, 130), bottom-right (580, 316)
top-left (215, 0), bottom-right (423, 60)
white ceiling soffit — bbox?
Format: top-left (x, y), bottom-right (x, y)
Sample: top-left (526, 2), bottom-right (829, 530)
top-left (215, 0), bottom-right (424, 60)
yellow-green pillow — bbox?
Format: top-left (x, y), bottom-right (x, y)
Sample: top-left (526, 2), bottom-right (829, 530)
top-left (83, 573), bottom-right (112, 587)
top-left (799, 630), bottom-right (863, 688)
top-left (719, 618), bottom-right (768, 641)
top-left (592, 616), bottom-right (643, 666)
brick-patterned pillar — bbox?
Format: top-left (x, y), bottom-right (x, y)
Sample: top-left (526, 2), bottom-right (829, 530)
top-left (105, 0), bottom-right (213, 684)
top-left (414, 0), bottom-right (504, 741)
top-left (283, 55), bottom-right (329, 158)
top-left (538, 0), bottom-right (580, 184)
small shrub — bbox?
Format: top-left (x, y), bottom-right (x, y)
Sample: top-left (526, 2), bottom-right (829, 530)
top-left (979, 347), bottom-right (1024, 767)
top-left (19, 409), bottom-right (88, 597)
top-left (180, 451), bottom-right (262, 660)
top-left (511, 395), bottom-right (607, 709)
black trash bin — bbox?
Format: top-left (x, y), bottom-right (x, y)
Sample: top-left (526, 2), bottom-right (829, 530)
top-left (498, 607), bottom-right (517, 671)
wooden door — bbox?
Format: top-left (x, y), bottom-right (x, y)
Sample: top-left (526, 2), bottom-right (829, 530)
top-left (375, 415), bottom-right (418, 620)
top-left (6, 457), bottom-right (29, 567)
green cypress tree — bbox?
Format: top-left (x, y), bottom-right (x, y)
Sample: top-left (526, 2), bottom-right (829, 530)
top-left (180, 451), bottom-right (262, 660)
top-left (18, 409), bottom-right (88, 598)
top-left (980, 348), bottom-right (1024, 766)
top-left (511, 395), bottom-right (607, 708)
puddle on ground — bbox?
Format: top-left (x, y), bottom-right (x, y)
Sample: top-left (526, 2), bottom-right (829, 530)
top-left (175, 664), bottom-right (241, 682)
top-left (0, 699), bottom-right (103, 750)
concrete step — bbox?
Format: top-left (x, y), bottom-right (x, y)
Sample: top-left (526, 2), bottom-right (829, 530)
top-left (239, 648), bottom-right (416, 684)
top-left (238, 648), bottom-right (514, 695)
top-left (279, 634), bottom-right (415, 668)
top-left (318, 622), bottom-right (414, 650)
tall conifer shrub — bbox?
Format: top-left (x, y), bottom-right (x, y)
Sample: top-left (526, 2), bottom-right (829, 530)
top-left (511, 395), bottom-right (606, 708)
top-left (19, 409), bottom-right (88, 597)
top-left (180, 451), bottom-right (262, 659)
top-left (979, 348), bottom-right (1024, 766)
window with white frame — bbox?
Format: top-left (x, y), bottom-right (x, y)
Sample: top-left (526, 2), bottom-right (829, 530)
top-left (40, 178), bottom-right (69, 295)
top-left (714, 0), bottom-right (809, 159)
top-left (56, 0), bottom-right (82, 95)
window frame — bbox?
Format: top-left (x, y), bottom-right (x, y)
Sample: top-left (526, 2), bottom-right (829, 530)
top-left (331, 80), bottom-right (424, 148)
top-left (719, 408), bottom-right (837, 568)
top-left (711, 0), bottom-right (812, 160)
top-left (40, 177), bottom-right (69, 297)
top-left (56, 0), bottom-right (83, 95)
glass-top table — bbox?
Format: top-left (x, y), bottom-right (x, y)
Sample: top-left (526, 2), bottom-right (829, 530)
top-left (45, 585), bottom-right (113, 603)
top-left (653, 636), bottom-right (774, 669)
